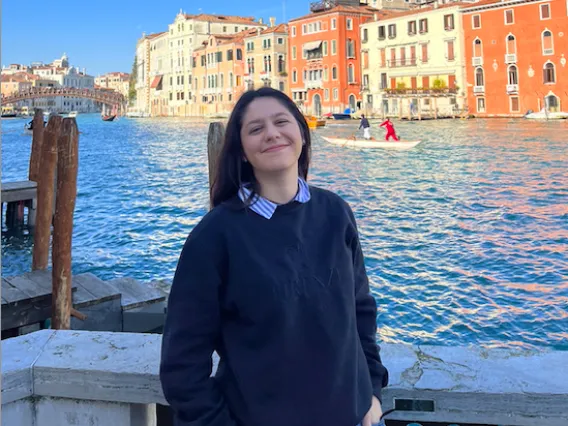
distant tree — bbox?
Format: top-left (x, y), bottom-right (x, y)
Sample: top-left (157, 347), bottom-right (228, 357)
top-left (128, 55), bottom-right (137, 105)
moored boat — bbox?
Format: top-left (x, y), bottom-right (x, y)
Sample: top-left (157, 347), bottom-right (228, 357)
top-left (322, 136), bottom-right (422, 150)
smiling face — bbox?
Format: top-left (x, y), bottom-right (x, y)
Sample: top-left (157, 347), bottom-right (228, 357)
top-left (240, 97), bottom-right (303, 176)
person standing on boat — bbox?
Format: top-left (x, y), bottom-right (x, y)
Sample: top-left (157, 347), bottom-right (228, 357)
top-left (160, 87), bottom-right (389, 426)
top-left (359, 114), bottom-right (372, 140)
top-left (379, 118), bottom-right (399, 141)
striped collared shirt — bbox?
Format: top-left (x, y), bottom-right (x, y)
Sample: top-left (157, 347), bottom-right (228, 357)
top-left (238, 177), bottom-right (311, 219)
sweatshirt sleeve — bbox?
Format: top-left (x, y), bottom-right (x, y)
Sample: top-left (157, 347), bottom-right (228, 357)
top-left (160, 212), bottom-right (237, 426)
top-left (346, 205), bottom-right (389, 402)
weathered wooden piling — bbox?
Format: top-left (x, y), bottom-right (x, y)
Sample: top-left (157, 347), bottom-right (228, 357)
top-left (207, 122), bottom-right (225, 208)
top-left (32, 115), bottom-right (62, 271)
top-left (28, 109), bottom-right (45, 182)
top-left (51, 118), bottom-right (79, 330)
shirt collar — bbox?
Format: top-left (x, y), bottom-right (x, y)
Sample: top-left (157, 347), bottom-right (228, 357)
top-left (238, 177), bottom-right (311, 219)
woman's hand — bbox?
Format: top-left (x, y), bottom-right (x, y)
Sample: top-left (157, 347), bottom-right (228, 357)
top-left (361, 396), bottom-right (383, 426)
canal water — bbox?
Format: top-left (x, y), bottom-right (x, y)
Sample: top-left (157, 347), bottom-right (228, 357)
top-left (2, 114), bottom-right (567, 350)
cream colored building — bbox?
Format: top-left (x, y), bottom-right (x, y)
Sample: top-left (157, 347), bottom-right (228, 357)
top-left (135, 11), bottom-right (265, 116)
top-left (360, 3), bottom-right (467, 118)
top-left (95, 72), bottom-right (130, 98)
top-left (243, 20), bottom-right (288, 93)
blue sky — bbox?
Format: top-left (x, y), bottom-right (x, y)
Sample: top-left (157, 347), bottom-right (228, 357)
top-left (1, 0), bottom-right (308, 77)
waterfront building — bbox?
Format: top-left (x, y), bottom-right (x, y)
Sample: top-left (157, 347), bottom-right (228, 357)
top-left (191, 30), bottom-right (251, 116)
top-left (243, 20), bottom-right (289, 93)
top-left (461, 0), bottom-right (568, 116)
top-left (135, 12), bottom-right (265, 116)
top-left (95, 72), bottom-right (130, 99)
top-left (360, 3), bottom-right (467, 118)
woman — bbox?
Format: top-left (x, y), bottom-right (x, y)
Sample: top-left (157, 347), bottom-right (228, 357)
top-left (160, 88), bottom-right (389, 426)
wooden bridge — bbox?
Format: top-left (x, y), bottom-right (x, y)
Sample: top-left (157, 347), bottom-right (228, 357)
top-left (1, 87), bottom-right (127, 113)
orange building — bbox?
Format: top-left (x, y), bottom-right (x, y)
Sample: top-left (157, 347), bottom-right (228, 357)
top-left (461, 0), bottom-right (568, 117)
top-left (288, 0), bottom-right (376, 116)
top-left (191, 31), bottom-right (253, 116)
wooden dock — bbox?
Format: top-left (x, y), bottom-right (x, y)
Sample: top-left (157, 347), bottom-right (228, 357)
top-left (1, 270), bottom-right (168, 339)
top-left (1, 180), bottom-right (38, 228)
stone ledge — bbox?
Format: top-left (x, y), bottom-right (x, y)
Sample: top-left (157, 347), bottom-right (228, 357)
top-left (1, 330), bottom-right (567, 426)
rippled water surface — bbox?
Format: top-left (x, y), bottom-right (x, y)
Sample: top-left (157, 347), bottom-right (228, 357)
top-left (2, 115), bottom-right (567, 349)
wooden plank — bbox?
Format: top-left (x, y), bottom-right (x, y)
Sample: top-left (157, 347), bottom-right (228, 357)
top-left (1, 180), bottom-right (38, 192)
top-left (1, 188), bottom-right (37, 203)
top-left (23, 270), bottom-right (77, 297)
top-left (106, 278), bottom-right (166, 311)
top-left (2, 278), bottom-right (28, 304)
top-left (1, 294), bottom-right (52, 331)
top-left (3, 275), bottom-right (50, 300)
top-left (73, 273), bottom-right (121, 304)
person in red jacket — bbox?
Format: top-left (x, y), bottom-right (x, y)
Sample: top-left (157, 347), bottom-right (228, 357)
top-left (379, 118), bottom-right (398, 141)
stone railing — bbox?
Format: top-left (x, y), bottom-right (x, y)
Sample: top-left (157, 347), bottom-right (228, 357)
top-left (2, 330), bottom-right (567, 426)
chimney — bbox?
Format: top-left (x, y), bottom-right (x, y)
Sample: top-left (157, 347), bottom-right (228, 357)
top-left (259, 18), bottom-right (263, 24)
top-left (269, 17), bottom-right (276, 27)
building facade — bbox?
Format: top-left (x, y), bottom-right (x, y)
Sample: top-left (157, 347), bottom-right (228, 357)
top-left (134, 12), bottom-right (266, 116)
top-left (288, 1), bottom-right (377, 116)
top-left (191, 32), bottom-right (250, 116)
top-left (243, 21), bottom-right (289, 93)
top-left (461, 0), bottom-right (568, 116)
top-left (95, 72), bottom-right (130, 98)
top-left (361, 3), bottom-right (467, 118)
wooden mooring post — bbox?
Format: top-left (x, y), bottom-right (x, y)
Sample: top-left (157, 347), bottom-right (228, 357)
top-left (32, 115), bottom-right (62, 271)
top-left (207, 122), bottom-right (225, 209)
top-left (51, 118), bottom-right (79, 329)
top-left (29, 108), bottom-right (45, 182)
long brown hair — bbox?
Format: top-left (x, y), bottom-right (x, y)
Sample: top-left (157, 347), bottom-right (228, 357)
top-left (211, 88), bottom-right (312, 208)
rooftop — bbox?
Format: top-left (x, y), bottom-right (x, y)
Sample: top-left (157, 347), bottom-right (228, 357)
top-left (184, 13), bottom-right (263, 26)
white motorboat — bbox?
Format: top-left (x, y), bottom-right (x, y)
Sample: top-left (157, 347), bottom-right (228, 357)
top-left (322, 136), bottom-right (422, 150)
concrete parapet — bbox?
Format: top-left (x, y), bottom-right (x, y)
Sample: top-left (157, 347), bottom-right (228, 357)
top-left (1, 330), bottom-right (566, 426)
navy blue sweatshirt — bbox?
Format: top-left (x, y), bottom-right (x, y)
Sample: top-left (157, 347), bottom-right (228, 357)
top-left (160, 186), bottom-right (388, 426)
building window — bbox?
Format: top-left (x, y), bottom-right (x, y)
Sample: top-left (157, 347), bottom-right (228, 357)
top-left (279, 81), bottom-right (285, 91)
top-left (508, 65), bottom-right (518, 85)
top-left (323, 41), bottom-right (328, 56)
top-left (543, 62), bottom-right (556, 83)
top-left (331, 19), bottom-right (336, 30)
top-left (278, 55), bottom-right (285, 73)
top-left (408, 21), bottom-right (417, 35)
top-left (380, 73), bottom-right (387, 89)
top-left (542, 30), bottom-right (554, 55)
top-left (472, 14), bottom-right (481, 29)
top-left (362, 28), bottom-right (368, 43)
top-left (324, 89), bottom-right (329, 100)
top-left (540, 3), bottom-right (551, 19)
top-left (347, 64), bottom-right (355, 83)
top-left (292, 46), bottom-right (297, 60)
top-left (292, 70), bottom-right (297, 83)
top-left (291, 26), bottom-right (296, 37)
top-left (510, 96), bottom-right (520, 112)
top-left (421, 43), bottom-right (428, 63)
top-left (504, 9), bottom-right (514, 25)
top-left (419, 19), bottom-right (428, 34)
top-left (473, 38), bottom-right (483, 57)
top-left (506, 34), bottom-right (516, 54)
top-left (378, 25), bottom-right (386, 40)
top-left (333, 88), bottom-right (338, 100)
top-left (477, 97), bottom-right (486, 112)
top-left (332, 40), bottom-right (337, 55)
top-left (444, 14), bottom-right (455, 30)
top-left (475, 67), bottom-right (485, 87)
top-left (346, 39), bottom-right (355, 58)
top-left (278, 37), bottom-right (284, 44)
top-left (332, 66), bottom-right (337, 80)
top-left (388, 24), bottom-right (396, 38)
top-left (347, 19), bottom-right (353, 30)
top-left (446, 40), bottom-right (455, 61)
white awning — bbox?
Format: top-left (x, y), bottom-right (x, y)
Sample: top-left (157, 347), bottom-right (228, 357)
top-left (303, 41), bottom-right (322, 51)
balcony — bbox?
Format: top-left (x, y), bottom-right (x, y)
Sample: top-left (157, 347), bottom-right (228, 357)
top-left (473, 85), bottom-right (485, 94)
top-left (383, 88), bottom-right (458, 97)
top-left (387, 58), bottom-right (417, 68)
top-left (506, 84), bottom-right (519, 93)
top-left (505, 54), bottom-right (517, 64)
top-left (305, 79), bottom-right (323, 90)
top-left (472, 56), bottom-right (483, 66)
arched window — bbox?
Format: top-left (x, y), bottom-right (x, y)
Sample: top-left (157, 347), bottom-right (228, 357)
top-left (506, 34), bottom-right (516, 55)
top-left (545, 93), bottom-right (559, 112)
top-left (475, 67), bottom-right (484, 87)
top-left (543, 62), bottom-right (555, 84)
top-left (332, 66), bottom-right (337, 80)
top-left (473, 38), bottom-right (482, 57)
top-left (508, 65), bottom-right (518, 85)
top-left (542, 30), bottom-right (553, 55)
top-left (347, 64), bottom-right (355, 83)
